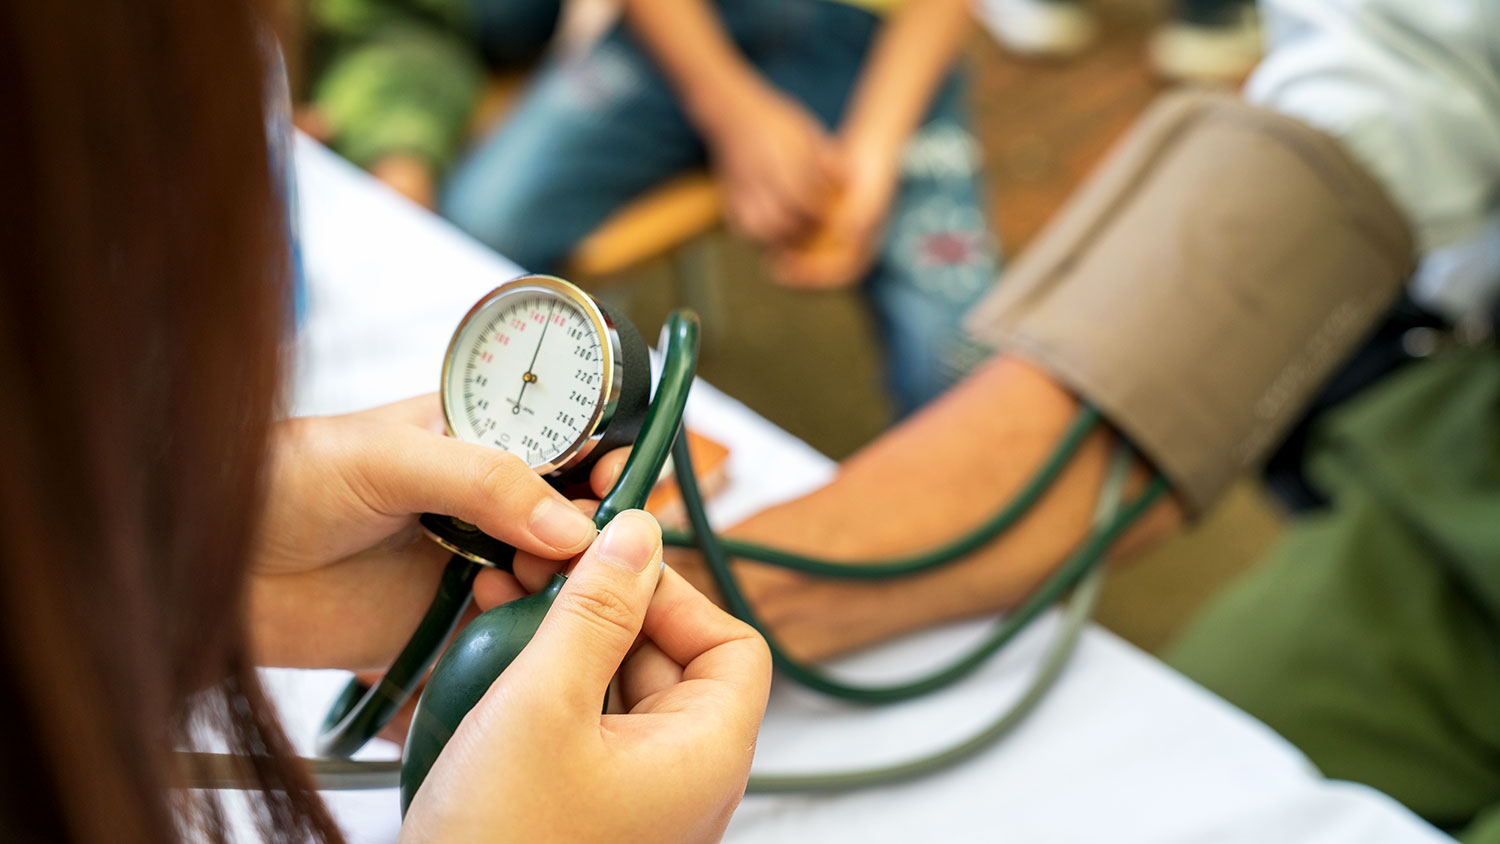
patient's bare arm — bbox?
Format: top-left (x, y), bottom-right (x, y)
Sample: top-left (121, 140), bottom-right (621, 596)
top-left (683, 88), bottom-right (1416, 661)
top-left (669, 355), bottom-right (1184, 662)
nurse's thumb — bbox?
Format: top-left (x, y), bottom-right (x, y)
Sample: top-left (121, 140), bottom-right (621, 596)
top-left (511, 509), bottom-right (663, 717)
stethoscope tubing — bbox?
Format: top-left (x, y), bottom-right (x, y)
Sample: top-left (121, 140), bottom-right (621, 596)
top-left (179, 439), bottom-right (1147, 793)
top-left (179, 308), bottom-right (1166, 793)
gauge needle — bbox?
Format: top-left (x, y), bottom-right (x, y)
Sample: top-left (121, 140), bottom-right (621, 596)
top-left (512, 302), bottom-right (555, 414)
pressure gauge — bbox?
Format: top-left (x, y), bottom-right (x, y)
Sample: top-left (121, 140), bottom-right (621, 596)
top-left (422, 275), bottom-right (650, 566)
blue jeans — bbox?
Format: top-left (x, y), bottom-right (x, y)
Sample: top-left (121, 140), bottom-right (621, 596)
top-left (443, 0), bottom-right (1000, 414)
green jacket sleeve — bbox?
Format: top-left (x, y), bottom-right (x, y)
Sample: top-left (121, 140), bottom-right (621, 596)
top-left (308, 0), bottom-right (484, 172)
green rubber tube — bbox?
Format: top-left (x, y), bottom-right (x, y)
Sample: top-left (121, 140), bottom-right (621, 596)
top-left (595, 311), bottom-right (701, 526)
top-left (181, 446), bottom-right (1136, 793)
top-left (661, 405), bottom-right (1101, 579)
top-left (315, 556), bottom-right (479, 758)
top-left (743, 443), bottom-right (1133, 793)
top-left (671, 429), bottom-right (1168, 703)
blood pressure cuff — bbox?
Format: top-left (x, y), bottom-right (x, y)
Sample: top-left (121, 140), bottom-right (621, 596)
top-left (964, 90), bottom-right (1414, 516)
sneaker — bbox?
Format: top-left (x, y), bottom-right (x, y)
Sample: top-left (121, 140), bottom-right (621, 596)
top-left (1148, 2), bottom-right (1262, 83)
top-left (973, 0), bottom-right (1098, 59)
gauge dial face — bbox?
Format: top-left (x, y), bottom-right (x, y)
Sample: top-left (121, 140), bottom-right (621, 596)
top-left (442, 279), bottom-right (611, 472)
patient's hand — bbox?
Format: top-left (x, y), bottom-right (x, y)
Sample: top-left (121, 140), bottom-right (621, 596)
top-left (247, 394), bottom-right (602, 670)
top-left (702, 82), bottom-right (843, 247)
top-left (769, 135), bottom-right (899, 290)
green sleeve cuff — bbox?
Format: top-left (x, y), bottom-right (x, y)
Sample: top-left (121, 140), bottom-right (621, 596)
top-left (312, 27), bottom-right (483, 171)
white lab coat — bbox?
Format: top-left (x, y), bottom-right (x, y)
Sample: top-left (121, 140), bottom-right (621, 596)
top-left (1248, 0), bottom-right (1500, 322)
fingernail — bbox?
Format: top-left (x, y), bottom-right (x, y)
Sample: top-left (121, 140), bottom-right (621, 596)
top-left (529, 498), bottom-right (596, 552)
top-left (595, 511), bottom-right (661, 572)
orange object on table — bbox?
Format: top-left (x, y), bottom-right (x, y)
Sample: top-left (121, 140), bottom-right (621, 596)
top-left (645, 429), bottom-right (731, 529)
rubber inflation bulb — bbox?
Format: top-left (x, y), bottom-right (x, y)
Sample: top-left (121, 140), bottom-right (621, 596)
top-left (399, 573), bottom-right (565, 814)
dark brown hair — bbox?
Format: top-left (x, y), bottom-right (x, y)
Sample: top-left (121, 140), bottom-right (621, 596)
top-left (0, 2), bottom-right (342, 842)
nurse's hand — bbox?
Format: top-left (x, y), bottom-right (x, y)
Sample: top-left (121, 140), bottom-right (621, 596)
top-left (400, 511), bottom-right (772, 844)
top-left (248, 394), bottom-right (601, 670)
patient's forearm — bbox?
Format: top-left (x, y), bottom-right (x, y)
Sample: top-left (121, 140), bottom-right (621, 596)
top-left (672, 355), bottom-right (1184, 661)
top-left (682, 91), bottom-right (1413, 661)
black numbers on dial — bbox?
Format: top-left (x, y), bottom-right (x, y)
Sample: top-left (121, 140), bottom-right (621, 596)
top-left (454, 290), bottom-right (607, 469)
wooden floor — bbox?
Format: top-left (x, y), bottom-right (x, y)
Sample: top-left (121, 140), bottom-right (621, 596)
top-left (972, 0), bottom-right (1172, 254)
top-left (620, 0), bottom-right (1282, 653)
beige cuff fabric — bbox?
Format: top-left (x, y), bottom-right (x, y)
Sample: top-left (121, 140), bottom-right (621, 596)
top-left (965, 90), bottom-right (1414, 515)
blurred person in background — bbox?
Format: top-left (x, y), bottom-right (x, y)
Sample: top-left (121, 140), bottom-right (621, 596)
top-left (305, 0), bottom-right (1000, 417)
top-left (1, 1), bottom-right (771, 842)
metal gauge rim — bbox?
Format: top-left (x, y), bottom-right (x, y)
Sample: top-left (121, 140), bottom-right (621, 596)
top-left (438, 274), bottom-right (623, 478)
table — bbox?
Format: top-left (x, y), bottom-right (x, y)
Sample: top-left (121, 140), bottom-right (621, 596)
top-left (275, 135), bottom-right (1450, 844)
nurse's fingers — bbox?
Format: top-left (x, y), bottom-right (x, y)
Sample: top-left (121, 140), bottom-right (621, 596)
top-left (589, 448), bottom-right (631, 499)
top-left (503, 510), bottom-right (663, 720)
top-left (618, 639), bottom-right (685, 712)
top-left (640, 567), bottom-right (770, 697)
top-left (471, 567), bottom-right (528, 613)
top-left (352, 424), bottom-right (596, 558)
top-left (510, 500), bottom-right (600, 594)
